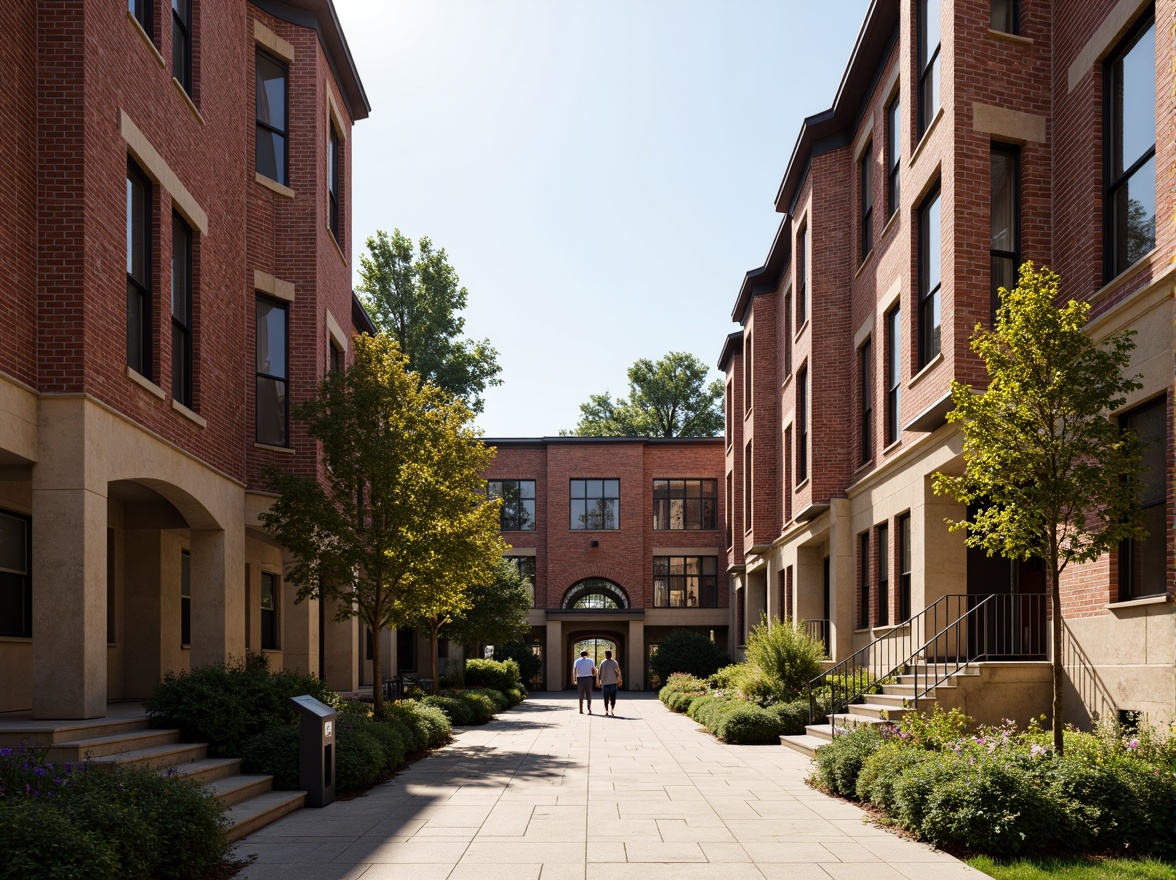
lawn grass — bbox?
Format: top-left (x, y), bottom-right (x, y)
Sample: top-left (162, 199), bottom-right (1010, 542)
top-left (968, 856), bottom-right (1176, 880)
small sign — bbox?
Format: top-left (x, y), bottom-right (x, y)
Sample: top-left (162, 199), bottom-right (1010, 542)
top-left (324, 720), bottom-right (333, 738)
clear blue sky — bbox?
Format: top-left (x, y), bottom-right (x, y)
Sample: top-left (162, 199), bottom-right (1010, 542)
top-left (333, 0), bottom-right (871, 438)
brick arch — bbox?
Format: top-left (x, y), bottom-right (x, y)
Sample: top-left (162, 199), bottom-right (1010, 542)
top-left (558, 563), bottom-right (632, 597)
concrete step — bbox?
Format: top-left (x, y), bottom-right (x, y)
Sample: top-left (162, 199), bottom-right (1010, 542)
top-left (0, 716), bottom-right (152, 750)
top-left (44, 727), bottom-right (182, 762)
top-left (779, 733), bottom-right (827, 758)
top-left (206, 774), bottom-right (276, 808)
top-left (804, 722), bottom-right (835, 741)
top-left (225, 790), bottom-right (307, 843)
top-left (85, 741), bottom-right (208, 770)
top-left (170, 757), bottom-right (243, 784)
top-left (846, 701), bottom-right (913, 721)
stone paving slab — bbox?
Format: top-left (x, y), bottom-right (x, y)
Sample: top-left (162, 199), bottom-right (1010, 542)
top-left (233, 692), bottom-right (992, 880)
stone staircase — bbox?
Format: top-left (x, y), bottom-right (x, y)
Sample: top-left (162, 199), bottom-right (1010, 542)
top-left (0, 714), bottom-right (304, 841)
top-left (780, 663), bottom-right (979, 758)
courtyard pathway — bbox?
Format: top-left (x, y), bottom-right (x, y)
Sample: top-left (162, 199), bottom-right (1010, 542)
top-left (233, 692), bottom-right (991, 880)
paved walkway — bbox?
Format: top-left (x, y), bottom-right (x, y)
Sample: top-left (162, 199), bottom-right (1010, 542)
top-left (234, 692), bottom-right (991, 880)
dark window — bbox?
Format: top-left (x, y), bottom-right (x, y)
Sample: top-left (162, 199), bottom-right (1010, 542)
top-left (990, 145), bottom-right (1020, 322)
top-left (797, 225), bottom-right (808, 327)
top-left (127, 160), bottom-right (152, 378)
top-left (171, 212), bottom-right (193, 407)
top-left (918, 0), bottom-right (941, 137)
top-left (859, 532), bottom-right (870, 628)
top-left (736, 588), bottom-right (746, 647)
top-left (860, 140), bottom-right (874, 258)
top-left (1105, 11), bottom-right (1156, 280)
top-left (797, 367), bottom-right (808, 482)
top-left (653, 556), bottom-right (718, 608)
top-left (130, 0), bottom-right (152, 36)
top-left (918, 184), bottom-right (942, 367)
top-left (0, 510), bottom-right (31, 638)
top-left (397, 627), bottom-right (416, 671)
top-left (886, 307), bottom-right (901, 445)
top-left (991, 0), bottom-right (1018, 33)
top-left (255, 50), bottom-right (288, 185)
top-left (784, 565), bottom-right (794, 618)
top-left (652, 479), bottom-right (717, 530)
top-left (261, 571), bottom-right (278, 650)
top-left (569, 479), bottom-right (619, 530)
top-left (328, 125), bottom-right (340, 240)
top-left (877, 522), bottom-right (890, 626)
top-left (1120, 398), bottom-right (1167, 599)
top-left (725, 381), bottom-right (732, 443)
top-left (505, 556), bottom-right (536, 607)
top-left (744, 331), bottom-right (752, 412)
top-left (743, 441), bottom-right (752, 530)
top-left (255, 296), bottom-right (288, 446)
top-left (171, 0), bottom-right (191, 93)
top-left (489, 479), bottom-right (536, 531)
top-left (784, 427), bottom-right (792, 524)
top-left (898, 513), bottom-right (912, 622)
top-left (860, 339), bottom-right (873, 464)
top-left (329, 342), bottom-right (342, 374)
top-left (180, 550), bottom-right (191, 646)
top-left (783, 290), bottom-right (793, 376)
top-left (725, 472), bottom-right (733, 547)
top-left (887, 98), bottom-right (901, 218)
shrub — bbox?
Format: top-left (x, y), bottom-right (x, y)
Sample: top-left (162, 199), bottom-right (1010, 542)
top-left (658, 673), bottom-right (708, 703)
top-left (506, 685), bottom-right (528, 706)
top-left (241, 726), bottom-right (299, 790)
top-left (463, 687), bottom-right (509, 712)
top-left (743, 615), bottom-right (825, 701)
top-left (492, 641), bottom-right (542, 685)
top-left (650, 630), bottom-right (730, 683)
top-left (855, 740), bottom-right (928, 813)
top-left (423, 695), bottom-right (475, 726)
top-left (713, 704), bottom-right (782, 744)
top-left (813, 724), bottom-right (885, 798)
top-left (456, 691), bottom-right (497, 724)
top-left (351, 715), bottom-right (407, 772)
top-left (335, 724), bottom-right (385, 792)
top-left (144, 653), bottom-right (338, 757)
top-left (665, 691), bottom-right (700, 714)
top-left (464, 658), bottom-right (522, 693)
top-left (392, 699), bottom-right (452, 749)
top-left (769, 699), bottom-right (813, 736)
top-left (0, 797), bottom-right (118, 880)
top-left (707, 664), bottom-right (742, 691)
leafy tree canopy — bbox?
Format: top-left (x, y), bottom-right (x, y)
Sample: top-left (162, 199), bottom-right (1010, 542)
top-left (445, 557), bottom-right (533, 650)
top-left (565, 351), bottom-right (723, 437)
top-left (260, 334), bottom-right (506, 716)
top-left (356, 229), bottom-right (501, 413)
top-left (932, 262), bottom-right (1144, 752)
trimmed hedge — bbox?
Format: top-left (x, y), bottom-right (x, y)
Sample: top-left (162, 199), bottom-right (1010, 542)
top-left (464, 658), bottom-right (522, 693)
top-left (650, 630), bottom-right (730, 683)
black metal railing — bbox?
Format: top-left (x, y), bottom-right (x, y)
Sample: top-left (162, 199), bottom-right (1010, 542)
top-left (806, 593), bottom-right (1046, 728)
top-left (803, 618), bottom-right (831, 658)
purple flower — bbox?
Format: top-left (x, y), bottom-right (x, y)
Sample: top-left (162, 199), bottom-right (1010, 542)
top-left (1126, 739), bottom-right (1140, 750)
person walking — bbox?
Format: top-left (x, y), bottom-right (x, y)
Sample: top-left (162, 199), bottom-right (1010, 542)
top-left (596, 650), bottom-right (622, 716)
top-left (573, 650), bottom-right (597, 714)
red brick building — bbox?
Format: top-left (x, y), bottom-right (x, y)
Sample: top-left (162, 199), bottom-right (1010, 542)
top-left (724, 0), bottom-right (1173, 725)
top-left (0, 0), bottom-right (376, 717)
top-left (484, 437), bottom-right (727, 690)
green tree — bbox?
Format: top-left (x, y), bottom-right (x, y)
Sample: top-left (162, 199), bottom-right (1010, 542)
top-left (650, 629), bottom-right (730, 683)
top-left (446, 557), bottom-right (533, 651)
top-left (356, 229), bottom-right (501, 413)
top-left (565, 351), bottom-right (723, 437)
top-left (932, 263), bottom-right (1145, 753)
top-left (260, 335), bottom-right (505, 718)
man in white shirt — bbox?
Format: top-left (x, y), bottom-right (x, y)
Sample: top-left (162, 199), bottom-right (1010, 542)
top-left (573, 650), bottom-right (597, 714)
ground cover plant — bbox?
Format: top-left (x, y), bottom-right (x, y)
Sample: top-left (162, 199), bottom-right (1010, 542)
top-left (812, 707), bottom-right (1176, 861)
top-left (0, 747), bottom-right (229, 880)
top-left (966, 855), bottom-right (1176, 880)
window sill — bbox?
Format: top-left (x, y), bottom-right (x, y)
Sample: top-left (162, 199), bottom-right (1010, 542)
top-left (853, 458), bottom-right (874, 476)
top-left (254, 442), bottom-right (295, 455)
top-left (882, 437), bottom-right (903, 456)
top-left (794, 477), bottom-right (810, 492)
top-left (910, 106), bottom-right (945, 169)
top-left (127, 366), bottom-right (166, 399)
top-left (171, 78), bottom-right (204, 126)
top-left (880, 207), bottom-right (900, 241)
top-left (908, 352), bottom-right (944, 390)
top-left (855, 247), bottom-right (875, 280)
top-left (794, 319), bottom-right (809, 341)
top-left (986, 29), bottom-right (1033, 47)
top-left (0, 635), bottom-right (32, 643)
top-left (1107, 594), bottom-right (1169, 610)
top-left (255, 172), bottom-right (295, 199)
top-left (327, 227), bottom-right (347, 266)
top-left (171, 399), bottom-right (206, 428)
top-left (126, 10), bottom-right (165, 70)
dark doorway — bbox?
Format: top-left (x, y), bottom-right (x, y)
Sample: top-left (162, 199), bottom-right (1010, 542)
top-left (965, 504), bottom-right (1046, 659)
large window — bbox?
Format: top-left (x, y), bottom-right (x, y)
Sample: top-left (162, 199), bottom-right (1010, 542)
top-left (653, 556), bottom-right (718, 608)
top-left (797, 225), bottom-right (808, 327)
top-left (887, 98), bottom-right (901, 218)
top-left (569, 479), bottom-right (618, 530)
top-left (255, 50), bottom-right (288, 185)
top-left (504, 556), bottom-right (536, 607)
top-left (652, 479), bottom-right (717, 530)
top-left (171, 212), bottom-right (193, 407)
top-left (489, 479), bottom-right (535, 531)
top-left (0, 510), bottom-right (31, 638)
top-left (860, 339), bottom-right (873, 464)
top-left (898, 513), bottom-right (912, 623)
top-left (990, 145), bottom-right (1020, 321)
top-left (743, 331), bottom-right (752, 412)
top-left (260, 571), bottom-right (278, 650)
top-left (886, 307), bottom-right (901, 445)
top-left (328, 125), bottom-right (340, 241)
top-left (562, 578), bottom-right (629, 609)
top-left (918, 184), bottom-right (942, 367)
top-left (180, 550), bottom-right (190, 647)
top-left (255, 296), bottom-right (288, 446)
top-left (859, 532), bottom-right (870, 628)
top-left (877, 522), bottom-right (890, 626)
top-left (1105, 11), bottom-right (1156, 280)
top-left (860, 140), bottom-right (874, 258)
top-left (172, 0), bottom-right (191, 93)
top-left (743, 440), bottom-right (752, 529)
top-left (797, 367), bottom-right (808, 482)
top-left (918, 0), bottom-right (941, 138)
top-left (130, 0), bottom-right (151, 36)
top-left (127, 159), bottom-right (152, 378)
top-left (1120, 398), bottom-right (1167, 599)
top-left (991, 0), bottom-right (1018, 33)
top-left (783, 290), bottom-right (793, 375)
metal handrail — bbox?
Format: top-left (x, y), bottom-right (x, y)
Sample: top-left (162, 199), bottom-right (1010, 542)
top-left (806, 592), bottom-right (1046, 729)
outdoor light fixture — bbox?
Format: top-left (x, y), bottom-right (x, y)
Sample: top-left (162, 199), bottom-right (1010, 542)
top-left (590, 540), bottom-right (599, 548)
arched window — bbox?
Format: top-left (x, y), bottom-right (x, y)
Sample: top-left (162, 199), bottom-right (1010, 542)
top-left (561, 578), bottom-right (630, 610)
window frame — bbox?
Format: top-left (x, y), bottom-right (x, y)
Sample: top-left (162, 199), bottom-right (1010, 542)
top-left (504, 556), bottom-right (536, 607)
top-left (171, 211), bottom-right (193, 407)
top-left (876, 522), bottom-right (890, 626)
top-left (859, 531), bottom-right (871, 628)
top-left (260, 570), bottom-right (279, 651)
top-left (797, 366), bottom-right (808, 482)
top-left (0, 509), bottom-right (32, 638)
top-left (569, 479), bottom-right (620, 531)
top-left (652, 479), bottom-right (718, 531)
top-left (172, 0), bottom-right (192, 93)
top-left (255, 294), bottom-right (289, 447)
top-left (652, 556), bottom-right (719, 608)
top-left (783, 289), bottom-right (793, 375)
top-left (126, 159), bottom-right (153, 379)
top-left (991, 0), bottom-right (1019, 34)
top-left (1118, 396), bottom-right (1168, 600)
top-left (917, 0), bottom-right (941, 138)
top-left (130, 0), bottom-right (152, 38)
top-left (743, 440), bottom-right (753, 531)
top-left (990, 144), bottom-right (1020, 323)
top-left (489, 479), bottom-right (536, 532)
top-left (796, 224), bottom-right (808, 327)
top-left (886, 97), bottom-right (901, 218)
top-left (255, 49), bottom-right (289, 186)
top-left (743, 331), bottom-right (753, 413)
top-left (898, 513), bottom-right (912, 623)
top-left (885, 307), bottom-right (901, 445)
top-left (860, 139), bottom-right (874, 259)
top-left (180, 549), bottom-right (191, 647)
top-left (328, 124), bottom-right (341, 241)
top-left (918, 183), bottom-right (942, 368)
top-left (860, 338), bottom-right (873, 464)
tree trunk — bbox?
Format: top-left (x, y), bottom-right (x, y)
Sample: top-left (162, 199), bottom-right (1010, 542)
top-left (1049, 562), bottom-right (1064, 755)
top-left (430, 620), bottom-right (440, 696)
